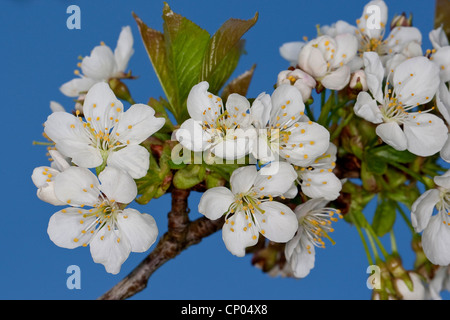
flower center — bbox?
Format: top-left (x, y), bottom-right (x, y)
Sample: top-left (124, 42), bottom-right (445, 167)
top-left (300, 208), bottom-right (342, 251)
top-left (74, 110), bottom-right (127, 155)
top-left (69, 193), bottom-right (123, 247)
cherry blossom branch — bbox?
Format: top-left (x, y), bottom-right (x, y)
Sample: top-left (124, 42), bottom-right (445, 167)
top-left (98, 188), bottom-right (224, 300)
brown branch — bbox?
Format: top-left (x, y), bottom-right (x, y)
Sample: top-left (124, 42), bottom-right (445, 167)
top-left (98, 188), bottom-right (224, 300)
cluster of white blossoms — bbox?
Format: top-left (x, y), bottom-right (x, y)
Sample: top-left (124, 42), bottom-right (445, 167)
top-left (176, 79), bottom-right (341, 277)
top-left (32, 27), bottom-right (166, 273)
top-left (31, 1), bottom-right (450, 293)
top-left (278, 0), bottom-right (450, 282)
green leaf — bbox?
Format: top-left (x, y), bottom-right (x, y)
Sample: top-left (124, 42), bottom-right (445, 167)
top-left (133, 5), bottom-right (210, 124)
top-left (133, 12), bottom-right (177, 118)
top-left (364, 152), bottom-right (387, 175)
top-left (386, 184), bottom-right (420, 209)
top-left (135, 142), bottom-right (173, 204)
top-left (435, 0), bottom-right (450, 39)
top-left (221, 64), bottom-right (256, 100)
top-left (173, 164), bottom-right (206, 189)
top-left (369, 145), bottom-right (416, 164)
top-left (372, 197), bottom-right (397, 237)
top-left (162, 3), bottom-right (211, 122)
top-left (205, 171), bottom-right (226, 189)
top-left (201, 13), bottom-right (258, 94)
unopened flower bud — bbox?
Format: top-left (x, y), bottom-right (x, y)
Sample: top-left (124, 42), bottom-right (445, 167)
top-left (393, 272), bottom-right (426, 300)
top-left (108, 78), bottom-right (135, 104)
top-left (349, 70), bottom-right (368, 92)
top-left (390, 13), bottom-right (413, 30)
top-left (277, 69), bottom-right (316, 102)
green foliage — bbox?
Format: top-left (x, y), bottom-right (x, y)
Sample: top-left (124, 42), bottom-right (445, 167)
top-left (372, 197), bottom-right (397, 237)
top-left (132, 2), bottom-right (258, 203)
top-left (133, 2), bottom-right (257, 125)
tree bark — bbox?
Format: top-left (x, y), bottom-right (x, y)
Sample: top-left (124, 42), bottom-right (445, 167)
top-left (98, 188), bottom-right (224, 300)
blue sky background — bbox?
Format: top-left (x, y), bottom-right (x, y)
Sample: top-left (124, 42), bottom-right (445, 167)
top-left (1, 0), bottom-right (447, 300)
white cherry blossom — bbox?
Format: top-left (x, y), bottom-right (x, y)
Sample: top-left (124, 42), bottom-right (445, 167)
top-left (32, 150), bottom-right (71, 206)
top-left (298, 33), bottom-right (358, 90)
top-left (354, 52), bottom-right (447, 157)
top-left (60, 26), bottom-right (134, 98)
top-left (284, 198), bottom-right (342, 278)
top-left (295, 143), bottom-right (342, 201)
top-left (276, 69), bottom-right (317, 102)
top-left (198, 163), bottom-right (298, 257)
top-left (411, 170), bottom-right (450, 266)
top-left (250, 85), bottom-right (330, 166)
top-left (44, 82), bottom-right (165, 179)
top-left (47, 166), bottom-right (158, 274)
top-left (175, 81), bottom-right (254, 161)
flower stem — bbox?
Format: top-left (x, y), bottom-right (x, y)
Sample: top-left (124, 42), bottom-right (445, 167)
top-left (396, 202), bottom-right (415, 234)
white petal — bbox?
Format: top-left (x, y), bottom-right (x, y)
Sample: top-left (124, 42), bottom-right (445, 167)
top-left (254, 162), bottom-right (297, 197)
top-left (354, 91), bottom-right (383, 124)
top-left (250, 92), bottom-right (272, 128)
top-left (115, 104), bottom-right (165, 145)
top-left (285, 228), bottom-right (315, 278)
top-left (225, 93), bottom-right (252, 128)
top-left (330, 33), bottom-right (358, 69)
top-left (320, 66), bottom-right (350, 90)
top-left (432, 46), bottom-right (450, 83)
top-left (50, 101), bottom-right (65, 113)
top-left (434, 170), bottom-right (450, 189)
top-left (298, 45), bottom-right (328, 78)
top-left (255, 201), bottom-right (298, 243)
top-left (222, 211), bottom-right (259, 257)
top-left (251, 133), bottom-right (276, 163)
top-left (279, 41), bottom-right (305, 66)
top-left (440, 134), bottom-right (450, 163)
top-left (357, 0), bottom-right (388, 40)
top-left (175, 118), bottom-right (211, 152)
top-left (81, 45), bottom-right (117, 80)
top-left (429, 25), bottom-right (449, 50)
top-left (32, 166), bottom-right (59, 188)
top-left (114, 26), bottom-right (134, 73)
top-left (60, 77), bottom-right (96, 97)
top-left (363, 51), bottom-right (385, 103)
top-left (37, 183), bottom-right (67, 206)
top-left (422, 214), bottom-right (450, 266)
top-left (436, 82), bottom-right (450, 124)
top-left (385, 27), bottom-right (422, 54)
top-left (107, 144), bottom-right (150, 180)
top-left (198, 187), bottom-right (234, 220)
top-left (411, 189), bottom-right (440, 232)
top-left (186, 81), bottom-right (222, 122)
top-left (54, 167), bottom-right (101, 207)
top-left (393, 56), bottom-right (440, 107)
top-left (230, 166), bottom-right (257, 194)
top-left (44, 112), bottom-right (103, 168)
top-left (98, 166), bottom-right (137, 204)
top-left (117, 208), bottom-right (158, 253)
top-left (403, 113), bottom-right (448, 157)
top-left (47, 207), bottom-right (96, 249)
top-left (320, 20), bottom-right (357, 37)
top-left (375, 122), bottom-right (407, 151)
top-left (89, 225), bottom-right (131, 274)
top-left (282, 121), bottom-right (330, 167)
top-left (394, 272), bottom-right (426, 300)
top-left (32, 166), bottom-right (66, 206)
top-left (83, 82), bottom-right (124, 134)
top-left (211, 133), bottom-right (251, 160)
top-left (270, 84), bottom-right (305, 125)
top-left (300, 170), bottom-right (342, 201)
top-left (49, 149), bottom-right (71, 172)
